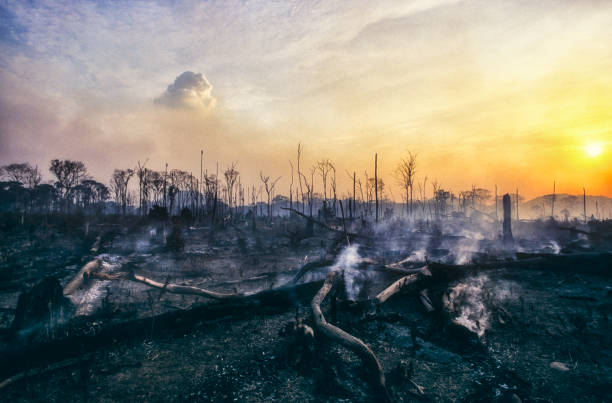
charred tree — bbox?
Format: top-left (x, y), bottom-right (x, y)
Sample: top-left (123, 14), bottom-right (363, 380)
top-left (503, 193), bottom-right (513, 244)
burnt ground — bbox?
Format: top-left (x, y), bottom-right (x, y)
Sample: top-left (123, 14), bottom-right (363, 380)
top-left (0, 215), bottom-right (611, 402)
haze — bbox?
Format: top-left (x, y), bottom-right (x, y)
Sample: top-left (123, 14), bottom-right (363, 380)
top-left (1, 0), bottom-right (611, 199)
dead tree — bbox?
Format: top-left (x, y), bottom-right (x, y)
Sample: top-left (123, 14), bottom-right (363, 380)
top-left (260, 171), bottom-right (281, 217)
top-left (583, 187), bottom-right (587, 224)
top-left (503, 193), bottom-right (513, 244)
top-left (551, 181), bottom-right (556, 220)
top-left (297, 143), bottom-right (305, 214)
top-left (224, 163), bottom-right (239, 215)
top-left (311, 271), bottom-right (391, 402)
top-left (375, 153), bottom-right (379, 222)
top-left (316, 159), bottom-right (334, 210)
top-left (395, 152), bottom-right (417, 218)
top-left (136, 160), bottom-right (148, 216)
top-left (289, 160), bottom-right (294, 213)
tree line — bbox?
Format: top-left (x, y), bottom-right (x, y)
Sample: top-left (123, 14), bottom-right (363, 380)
top-left (1, 146), bottom-right (537, 223)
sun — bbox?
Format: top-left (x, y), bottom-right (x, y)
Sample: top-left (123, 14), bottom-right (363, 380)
top-left (585, 142), bottom-right (603, 158)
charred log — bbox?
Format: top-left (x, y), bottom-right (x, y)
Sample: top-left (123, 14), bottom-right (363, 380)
top-left (311, 271), bottom-right (391, 402)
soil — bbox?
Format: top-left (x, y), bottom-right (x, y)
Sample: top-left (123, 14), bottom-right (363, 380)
top-left (0, 215), bottom-right (610, 402)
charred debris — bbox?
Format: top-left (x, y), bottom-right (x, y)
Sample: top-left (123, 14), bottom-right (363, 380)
top-left (0, 156), bottom-right (611, 402)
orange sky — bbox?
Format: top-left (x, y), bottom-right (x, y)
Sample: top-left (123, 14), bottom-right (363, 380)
top-left (0, 0), bottom-right (610, 199)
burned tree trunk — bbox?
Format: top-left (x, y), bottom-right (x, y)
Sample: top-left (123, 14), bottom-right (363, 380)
top-left (503, 193), bottom-right (513, 245)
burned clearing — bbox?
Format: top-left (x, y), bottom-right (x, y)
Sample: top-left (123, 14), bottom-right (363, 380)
top-left (1, 210), bottom-right (610, 402)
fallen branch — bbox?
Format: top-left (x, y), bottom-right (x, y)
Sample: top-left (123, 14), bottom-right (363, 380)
top-left (63, 259), bottom-right (101, 296)
top-left (281, 207), bottom-right (367, 239)
top-left (311, 271), bottom-right (391, 402)
top-left (87, 271), bottom-right (243, 300)
top-left (288, 259), bottom-right (334, 285)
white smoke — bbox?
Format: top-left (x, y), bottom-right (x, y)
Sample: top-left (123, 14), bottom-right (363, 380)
top-left (68, 257), bottom-right (122, 316)
top-left (444, 274), bottom-right (519, 337)
top-left (330, 244), bottom-right (367, 300)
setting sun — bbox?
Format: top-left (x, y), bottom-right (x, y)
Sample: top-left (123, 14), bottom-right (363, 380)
top-left (585, 142), bottom-right (604, 158)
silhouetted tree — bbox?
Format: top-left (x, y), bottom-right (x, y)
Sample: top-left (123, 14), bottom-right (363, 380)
top-left (110, 169), bottom-right (134, 215)
top-left (259, 171), bottom-right (281, 217)
top-left (49, 159), bottom-right (88, 212)
top-left (395, 152), bottom-right (417, 218)
top-left (224, 163), bottom-right (239, 214)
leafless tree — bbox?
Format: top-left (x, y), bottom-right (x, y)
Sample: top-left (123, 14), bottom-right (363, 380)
top-left (395, 152), bottom-right (417, 218)
top-left (224, 162), bottom-right (239, 214)
top-left (296, 143), bottom-right (304, 213)
top-left (299, 167), bottom-right (315, 217)
top-left (136, 160), bottom-right (148, 216)
top-left (289, 160), bottom-right (294, 213)
top-left (110, 169), bottom-right (134, 215)
top-left (316, 159), bottom-right (333, 205)
top-left (259, 171), bottom-right (281, 217)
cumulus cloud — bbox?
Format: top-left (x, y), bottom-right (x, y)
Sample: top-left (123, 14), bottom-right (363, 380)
top-left (155, 71), bottom-right (216, 111)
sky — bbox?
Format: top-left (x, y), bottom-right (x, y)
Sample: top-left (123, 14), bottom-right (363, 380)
top-left (0, 0), bottom-right (611, 200)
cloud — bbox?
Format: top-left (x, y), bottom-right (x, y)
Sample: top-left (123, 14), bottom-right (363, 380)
top-left (154, 71), bottom-right (216, 111)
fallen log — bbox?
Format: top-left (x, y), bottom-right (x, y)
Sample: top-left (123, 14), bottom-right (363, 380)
top-left (311, 271), bottom-right (392, 402)
top-left (375, 266), bottom-right (431, 305)
top-left (288, 258), bottom-right (334, 285)
top-left (375, 274), bottom-right (419, 305)
top-left (63, 260), bottom-right (101, 296)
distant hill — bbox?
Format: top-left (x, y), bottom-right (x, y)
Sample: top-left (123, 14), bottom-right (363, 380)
top-left (521, 193), bottom-right (612, 220)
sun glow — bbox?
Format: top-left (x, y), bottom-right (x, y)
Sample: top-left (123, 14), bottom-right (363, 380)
top-left (585, 142), bottom-right (603, 158)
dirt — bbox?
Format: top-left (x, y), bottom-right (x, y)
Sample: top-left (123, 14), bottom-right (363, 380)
top-left (1, 216), bottom-right (611, 402)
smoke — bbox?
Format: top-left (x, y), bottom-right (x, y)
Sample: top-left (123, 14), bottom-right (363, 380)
top-left (330, 244), bottom-right (368, 301)
top-left (155, 71), bottom-right (216, 112)
top-left (444, 274), bottom-right (519, 337)
top-left (68, 256), bottom-right (122, 316)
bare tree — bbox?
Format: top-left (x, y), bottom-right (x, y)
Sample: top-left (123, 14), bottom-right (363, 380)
top-left (259, 171), bottom-right (281, 217)
top-left (299, 167), bottom-right (315, 217)
top-left (395, 152), bottom-right (417, 218)
top-left (149, 171), bottom-right (165, 206)
top-left (136, 160), bottom-right (148, 216)
top-left (110, 169), bottom-right (134, 215)
top-left (316, 159), bottom-right (334, 206)
top-left (297, 143), bottom-right (304, 213)
top-left (289, 160), bottom-right (294, 213)
top-left (224, 162), bottom-right (239, 214)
